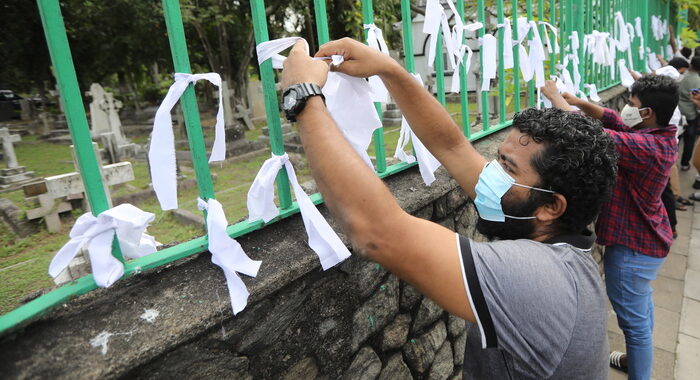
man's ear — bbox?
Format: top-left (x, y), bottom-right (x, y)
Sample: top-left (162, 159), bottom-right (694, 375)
top-left (641, 107), bottom-right (655, 121)
top-left (535, 193), bottom-right (567, 223)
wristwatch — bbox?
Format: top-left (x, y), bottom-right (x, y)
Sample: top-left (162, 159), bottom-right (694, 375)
top-left (281, 83), bottom-right (325, 122)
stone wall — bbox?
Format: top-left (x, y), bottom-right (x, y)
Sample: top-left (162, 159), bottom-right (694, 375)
top-left (0, 86), bottom-right (629, 379)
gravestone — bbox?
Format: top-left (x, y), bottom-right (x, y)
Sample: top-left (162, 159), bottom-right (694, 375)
top-left (87, 83), bottom-right (139, 157)
top-left (382, 103), bottom-right (403, 126)
top-left (247, 80), bottom-right (266, 121)
top-left (0, 127), bottom-right (36, 189)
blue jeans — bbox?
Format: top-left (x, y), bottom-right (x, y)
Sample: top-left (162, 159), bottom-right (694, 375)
top-left (605, 244), bottom-right (665, 380)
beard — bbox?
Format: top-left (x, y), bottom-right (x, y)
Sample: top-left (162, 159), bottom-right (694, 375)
top-left (475, 192), bottom-right (541, 241)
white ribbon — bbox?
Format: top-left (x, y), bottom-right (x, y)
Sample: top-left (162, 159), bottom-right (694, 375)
top-left (364, 23), bottom-right (391, 103)
top-left (497, 18), bottom-right (515, 69)
top-left (149, 73), bottom-right (226, 210)
top-left (256, 37), bottom-right (307, 69)
top-left (395, 74), bottom-right (442, 185)
top-left (647, 49), bottom-right (662, 71)
top-left (450, 22), bottom-right (482, 94)
top-left (514, 18), bottom-right (533, 81)
top-left (527, 20), bottom-right (547, 88)
top-left (197, 198), bottom-right (261, 315)
top-left (481, 35), bottom-right (498, 92)
top-left (423, 0), bottom-right (457, 70)
top-left (584, 83), bottom-right (601, 102)
top-left (614, 12), bottom-right (631, 52)
top-left (538, 21), bottom-right (560, 55)
top-left (651, 16), bottom-right (665, 41)
top-left (323, 68), bottom-right (383, 169)
top-left (635, 17), bottom-right (645, 60)
top-left (247, 153), bottom-right (351, 270)
top-left (618, 59), bottom-right (635, 88)
top-left (48, 204), bottom-right (157, 288)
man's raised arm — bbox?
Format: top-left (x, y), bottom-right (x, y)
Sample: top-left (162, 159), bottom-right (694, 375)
top-left (316, 38), bottom-right (486, 199)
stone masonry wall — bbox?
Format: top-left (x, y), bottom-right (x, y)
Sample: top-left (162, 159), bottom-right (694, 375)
top-left (0, 86), bottom-right (628, 379)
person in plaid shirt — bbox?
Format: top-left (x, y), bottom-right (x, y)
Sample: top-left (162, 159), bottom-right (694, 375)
top-left (542, 75), bottom-right (679, 380)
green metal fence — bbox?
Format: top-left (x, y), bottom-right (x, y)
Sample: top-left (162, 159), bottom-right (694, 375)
top-left (0, 0), bottom-right (685, 334)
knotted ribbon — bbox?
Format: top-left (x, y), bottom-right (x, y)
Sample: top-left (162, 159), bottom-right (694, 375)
top-left (247, 153), bottom-right (351, 270)
top-left (538, 21), bottom-right (560, 55)
top-left (450, 22), bottom-right (483, 94)
top-left (48, 204), bottom-right (157, 288)
top-left (394, 73), bottom-right (442, 185)
top-left (197, 198), bottom-right (261, 315)
top-left (584, 83), bottom-right (601, 102)
top-left (149, 73), bottom-right (226, 210)
top-left (618, 59), bottom-right (635, 88)
top-left (363, 23), bottom-right (391, 103)
top-left (423, 0), bottom-right (457, 70)
top-left (480, 34), bottom-right (498, 92)
top-left (497, 18), bottom-right (515, 69)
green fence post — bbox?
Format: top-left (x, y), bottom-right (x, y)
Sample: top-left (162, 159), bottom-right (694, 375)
top-left (37, 0), bottom-right (124, 263)
top-left (162, 0), bottom-right (216, 205)
top-left (548, 0), bottom-right (557, 76)
top-left (313, 0), bottom-right (330, 45)
top-left (496, 0), bottom-right (506, 123)
top-left (477, 0), bottom-right (490, 131)
top-left (400, 0), bottom-right (415, 75)
top-left (525, 0), bottom-right (535, 108)
top-left (361, 0), bottom-right (387, 174)
top-left (640, 0), bottom-right (649, 71)
top-left (249, 0), bottom-right (293, 210)
top-left (512, 1), bottom-right (521, 112)
top-left (456, 0), bottom-right (471, 138)
top-left (435, 32), bottom-right (446, 106)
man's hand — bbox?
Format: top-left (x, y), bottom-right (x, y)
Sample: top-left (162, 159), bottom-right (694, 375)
top-left (690, 90), bottom-right (700, 108)
top-left (315, 37), bottom-right (400, 78)
top-left (562, 92), bottom-right (580, 106)
top-left (540, 80), bottom-right (574, 112)
top-left (281, 40), bottom-right (329, 89)
top-left (540, 80), bottom-right (560, 100)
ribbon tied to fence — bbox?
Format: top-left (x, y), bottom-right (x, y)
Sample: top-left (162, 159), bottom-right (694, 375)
top-left (197, 198), bottom-right (261, 315)
top-left (247, 153), bottom-right (351, 270)
top-left (364, 23), bottom-right (391, 102)
top-left (48, 204), bottom-right (158, 288)
top-left (149, 72), bottom-right (226, 210)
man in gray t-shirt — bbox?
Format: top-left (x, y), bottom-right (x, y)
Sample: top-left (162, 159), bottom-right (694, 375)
top-left (282, 38), bottom-right (617, 379)
top-left (459, 235), bottom-right (608, 379)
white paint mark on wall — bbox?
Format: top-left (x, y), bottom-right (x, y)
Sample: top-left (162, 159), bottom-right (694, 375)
top-left (140, 309), bottom-right (160, 323)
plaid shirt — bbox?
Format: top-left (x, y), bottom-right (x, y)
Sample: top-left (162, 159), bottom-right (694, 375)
top-left (596, 108), bottom-right (677, 258)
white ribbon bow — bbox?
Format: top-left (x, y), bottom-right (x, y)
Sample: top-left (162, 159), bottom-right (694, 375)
top-left (423, 0), bottom-right (457, 70)
top-left (480, 34), bottom-right (498, 92)
top-left (364, 23), bottom-right (391, 103)
top-left (450, 22), bottom-right (482, 94)
top-left (395, 73), bottom-right (442, 185)
top-left (527, 20), bottom-right (547, 89)
top-left (497, 18), bottom-right (515, 69)
top-left (256, 37), bottom-right (307, 69)
top-left (584, 83), bottom-right (601, 102)
top-left (197, 198), bottom-right (261, 315)
top-left (614, 12), bottom-right (631, 52)
top-left (618, 59), bottom-right (635, 88)
top-left (538, 21), bottom-right (560, 55)
top-left (149, 73), bottom-right (226, 210)
top-left (48, 204), bottom-right (157, 288)
top-left (247, 153), bottom-right (351, 270)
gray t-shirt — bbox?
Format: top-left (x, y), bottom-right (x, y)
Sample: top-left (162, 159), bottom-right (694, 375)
top-left (457, 233), bottom-right (608, 379)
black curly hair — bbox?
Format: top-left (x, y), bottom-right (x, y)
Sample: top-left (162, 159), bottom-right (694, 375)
top-left (512, 108), bottom-right (618, 235)
top-left (630, 74), bottom-right (679, 127)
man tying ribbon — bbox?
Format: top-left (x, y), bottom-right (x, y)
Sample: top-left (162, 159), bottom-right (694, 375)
top-left (281, 38), bottom-right (617, 379)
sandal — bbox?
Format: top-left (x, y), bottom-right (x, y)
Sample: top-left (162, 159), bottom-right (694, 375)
top-left (676, 201), bottom-right (688, 211)
top-left (678, 196), bottom-right (694, 205)
top-left (609, 351), bottom-right (628, 373)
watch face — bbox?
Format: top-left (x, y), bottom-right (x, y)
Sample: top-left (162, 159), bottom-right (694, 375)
top-left (283, 89), bottom-right (298, 111)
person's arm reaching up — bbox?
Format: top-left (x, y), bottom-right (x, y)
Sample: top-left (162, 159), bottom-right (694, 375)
top-left (282, 40), bottom-right (476, 322)
top-left (316, 38), bottom-right (486, 199)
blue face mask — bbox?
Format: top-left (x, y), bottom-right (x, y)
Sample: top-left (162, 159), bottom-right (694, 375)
top-left (474, 160), bottom-right (555, 222)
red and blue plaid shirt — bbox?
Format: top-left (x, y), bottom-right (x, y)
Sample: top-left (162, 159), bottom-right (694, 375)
top-left (596, 108), bottom-right (677, 258)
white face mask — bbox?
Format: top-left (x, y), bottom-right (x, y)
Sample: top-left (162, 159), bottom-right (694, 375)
top-left (620, 104), bottom-right (650, 127)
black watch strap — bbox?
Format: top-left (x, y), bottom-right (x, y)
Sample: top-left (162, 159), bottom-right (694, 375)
top-left (282, 83), bottom-right (325, 122)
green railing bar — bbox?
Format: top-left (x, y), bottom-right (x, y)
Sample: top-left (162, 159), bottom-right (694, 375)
top-left (37, 0), bottom-right (125, 264)
top-left (512, 0), bottom-right (521, 112)
top-left (162, 0), bottom-right (216, 204)
top-left (548, 0), bottom-right (556, 76)
top-left (477, 0), bottom-right (489, 131)
top-left (526, 0), bottom-right (536, 108)
top-left (574, 0), bottom-right (585, 92)
top-left (250, 0), bottom-right (292, 209)
top-left (456, 0), bottom-right (471, 138)
top-left (400, 0), bottom-right (415, 74)
top-left (361, 0), bottom-right (387, 173)
top-left (435, 32), bottom-right (446, 106)
top-left (496, 0), bottom-right (506, 123)
top-left (313, 0), bottom-right (330, 45)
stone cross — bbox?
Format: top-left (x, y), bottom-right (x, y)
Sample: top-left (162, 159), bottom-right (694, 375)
top-left (0, 127), bottom-right (21, 168)
top-left (103, 92), bottom-right (127, 145)
top-left (88, 83), bottom-right (111, 137)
